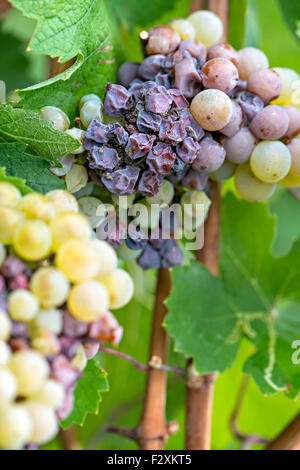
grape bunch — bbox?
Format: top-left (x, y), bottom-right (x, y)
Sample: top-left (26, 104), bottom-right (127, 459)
top-left (0, 183), bottom-right (133, 449)
top-left (41, 9), bottom-right (300, 269)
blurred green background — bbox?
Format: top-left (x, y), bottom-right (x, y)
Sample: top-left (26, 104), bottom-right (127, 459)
top-left (0, 0), bottom-right (299, 450)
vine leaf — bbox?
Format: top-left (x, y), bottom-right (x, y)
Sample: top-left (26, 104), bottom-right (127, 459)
top-left (277, 0), bottom-right (300, 43)
top-left (165, 193), bottom-right (300, 398)
top-left (0, 142), bottom-right (66, 194)
top-left (0, 166), bottom-right (32, 195)
top-left (61, 357), bottom-right (109, 429)
top-left (0, 104), bottom-right (79, 166)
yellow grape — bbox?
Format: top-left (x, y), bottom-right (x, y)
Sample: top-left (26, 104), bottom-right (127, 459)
top-left (24, 402), bottom-right (58, 445)
top-left (8, 350), bottom-right (49, 396)
top-left (13, 220), bottom-right (52, 261)
top-left (0, 309), bottom-right (12, 341)
top-left (0, 182), bottom-right (21, 207)
top-left (46, 189), bottom-right (79, 213)
top-left (250, 141), bottom-right (291, 183)
top-left (102, 268), bottom-right (134, 310)
top-left (272, 67), bottom-right (299, 105)
top-left (18, 193), bottom-right (55, 222)
top-left (169, 19), bottom-right (195, 40)
top-left (89, 239), bottom-right (118, 281)
top-left (0, 405), bottom-right (32, 450)
top-left (30, 380), bottom-right (64, 408)
top-left (0, 341), bottom-right (11, 365)
top-left (234, 163), bottom-right (277, 202)
top-left (0, 206), bottom-right (25, 245)
top-left (56, 239), bottom-right (100, 282)
top-left (0, 366), bottom-right (17, 412)
top-left (30, 267), bottom-right (70, 308)
top-left (71, 344), bottom-right (87, 371)
top-left (31, 330), bottom-right (60, 356)
top-left (190, 89), bottom-right (233, 131)
top-left (8, 289), bottom-right (39, 322)
top-left (280, 173), bottom-right (300, 188)
top-left (30, 309), bottom-right (63, 336)
top-left (50, 211), bottom-right (91, 250)
top-left (67, 280), bottom-right (109, 322)
top-left (188, 10), bottom-right (223, 47)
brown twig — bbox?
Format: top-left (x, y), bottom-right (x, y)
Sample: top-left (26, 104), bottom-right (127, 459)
top-left (266, 413), bottom-right (300, 450)
top-left (60, 427), bottom-right (81, 450)
top-left (0, 0), bottom-right (11, 18)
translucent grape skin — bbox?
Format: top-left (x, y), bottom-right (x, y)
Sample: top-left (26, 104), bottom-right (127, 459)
top-left (237, 47), bottom-right (269, 80)
top-left (249, 105), bottom-right (289, 140)
top-left (222, 127), bottom-right (257, 164)
top-left (209, 160), bottom-right (236, 181)
top-left (247, 68), bottom-right (282, 103)
top-left (272, 67), bottom-right (299, 105)
top-left (220, 100), bottom-right (243, 137)
top-left (190, 89), bottom-right (233, 131)
top-left (192, 135), bottom-right (226, 172)
top-left (169, 19), bottom-right (195, 41)
top-left (234, 163), bottom-right (277, 202)
top-left (207, 43), bottom-right (239, 66)
top-left (284, 106), bottom-right (300, 138)
top-left (250, 141), bottom-right (291, 183)
top-left (146, 25), bottom-right (181, 56)
top-left (187, 10), bottom-right (223, 47)
top-left (201, 58), bottom-right (239, 94)
top-left (287, 139), bottom-right (300, 178)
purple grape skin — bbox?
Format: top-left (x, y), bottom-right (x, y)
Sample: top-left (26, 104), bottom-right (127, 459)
top-left (106, 222), bottom-right (127, 248)
top-left (102, 167), bottom-right (140, 195)
top-left (59, 337), bottom-right (81, 359)
top-left (220, 100), bottom-right (243, 137)
top-left (174, 58), bottom-right (202, 99)
top-left (155, 73), bottom-right (172, 89)
top-left (171, 157), bottom-right (186, 174)
top-left (118, 62), bottom-right (140, 87)
top-left (62, 311), bottom-right (89, 338)
top-left (176, 137), bottom-right (200, 164)
top-left (1, 256), bottom-right (25, 278)
top-left (144, 85), bottom-right (173, 114)
top-left (56, 390), bottom-right (74, 421)
top-left (160, 239), bottom-right (184, 268)
top-left (104, 83), bottom-right (134, 117)
top-left (138, 55), bottom-right (165, 80)
top-left (138, 170), bottom-right (163, 196)
top-left (84, 120), bottom-right (110, 150)
top-left (137, 244), bottom-right (161, 270)
top-left (8, 274), bottom-right (29, 291)
top-left (192, 136), bottom-right (226, 172)
top-left (179, 39), bottom-right (207, 66)
top-left (201, 58), bottom-right (239, 94)
top-left (128, 79), bottom-right (144, 101)
top-left (147, 142), bottom-right (176, 174)
top-left (126, 235), bottom-right (148, 251)
top-left (83, 341), bottom-right (99, 360)
top-left (136, 109), bottom-right (162, 133)
top-left (235, 91), bottom-right (264, 125)
top-left (284, 106), bottom-right (300, 138)
top-left (88, 146), bottom-right (120, 170)
top-left (169, 89), bottom-right (189, 109)
top-left (222, 127), bottom-right (257, 164)
top-left (228, 79), bottom-right (247, 98)
top-left (181, 169), bottom-right (208, 190)
top-left (181, 110), bottom-right (205, 141)
top-left (107, 123), bottom-right (129, 146)
top-left (125, 133), bottom-right (156, 159)
top-left (50, 355), bottom-right (82, 389)
top-left (249, 105), bottom-right (290, 140)
top-left (159, 117), bottom-right (187, 143)
top-left (0, 275), bottom-right (5, 295)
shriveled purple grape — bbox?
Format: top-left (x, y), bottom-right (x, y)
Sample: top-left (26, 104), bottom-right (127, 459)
top-left (179, 39), bottom-right (207, 66)
top-left (164, 48), bottom-right (192, 70)
top-left (126, 233), bottom-right (148, 251)
top-left (159, 116), bottom-right (187, 143)
top-left (102, 167), bottom-right (140, 195)
top-left (249, 105), bottom-right (289, 140)
top-left (104, 83), bottom-right (134, 117)
top-left (235, 91), bottom-right (264, 125)
top-left (144, 85), bottom-right (173, 114)
top-left (107, 123), bottom-right (129, 146)
top-left (222, 127), bottom-right (256, 164)
top-left (125, 133), bottom-right (156, 159)
top-left (88, 146), bottom-right (120, 170)
top-left (181, 169), bottom-right (208, 190)
top-left (136, 109), bottom-right (162, 133)
top-left (137, 244), bottom-right (161, 270)
top-left (192, 135), bottom-right (226, 172)
top-left (176, 137), bottom-right (200, 164)
top-left (169, 89), bottom-right (189, 109)
top-left (181, 110), bottom-right (205, 141)
top-left (59, 336), bottom-right (80, 359)
top-left (138, 170), bottom-right (163, 196)
top-left (147, 142), bottom-right (176, 174)
top-left (84, 120), bottom-right (110, 149)
top-left (201, 58), bottom-right (239, 94)
top-left (247, 68), bottom-right (282, 103)
top-left (146, 25), bottom-right (181, 56)
top-left (171, 157), bottom-right (186, 174)
top-left (62, 311), bottom-right (89, 338)
top-left (155, 73), bottom-right (172, 88)
top-left (174, 58), bottom-right (202, 99)
top-left (220, 100), bottom-right (243, 137)
top-left (128, 79), bottom-right (144, 101)
top-left (106, 221), bottom-right (127, 248)
top-left (118, 62), bottom-right (140, 87)
top-left (207, 43), bottom-right (239, 66)
top-left (228, 79), bottom-right (247, 97)
top-left (138, 55), bottom-right (165, 80)
top-left (160, 239), bottom-right (184, 268)
top-left (284, 106), bottom-right (300, 139)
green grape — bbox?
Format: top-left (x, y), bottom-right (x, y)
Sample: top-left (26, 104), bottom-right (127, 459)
top-left (78, 196), bottom-right (104, 229)
top-left (50, 154), bottom-right (74, 177)
top-left (0, 341), bottom-right (11, 366)
top-left (30, 380), bottom-right (64, 408)
top-left (80, 100), bottom-right (103, 128)
top-left (88, 239), bottom-right (118, 281)
top-left (65, 163), bottom-right (88, 193)
top-left (79, 94), bottom-right (102, 110)
top-left (169, 19), bottom-right (195, 40)
top-left (8, 289), bottom-right (39, 322)
top-left (0, 207), bottom-right (25, 245)
top-left (31, 330), bottom-right (60, 357)
top-left (181, 190), bottom-right (211, 229)
top-left (272, 67), bottom-right (299, 105)
top-left (67, 280), bottom-right (109, 322)
top-left (116, 241), bottom-right (142, 262)
top-left (0, 309), bottom-right (12, 341)
top-left (8, 350), bottom-right (49, 396)
top-left (30, 309), bottom-right (63, 336)
top-left (234, 163), bottom-right (277, 202)
top-left (0, 366), bottom-right (17, 412)
top-left (287, 139), bottom-right (300, 178)
top-left (65, 128), bottom-right (85, 154)
top-left (188, 10), bottom-right (223, 47)
top-left (190, 89), bottom-right (233, 131)
top-left (50, 211), bottom-right (91, 250)
top-left (30, 267), bottom-right (70, 309)
top-left (0, 182), bottom-right (21, 207)
top-left (130, 201), bottom-right (160, 230)
top-left (24, 402), bottom-right (58, 445)
top-left (18, 193), bottom-right (55, 222)
top-left (250, 141), bottom-right (291, 183)
top-left (13, 220), bottom-right (52, 261)
top-left (102, 268), bottom-right (134, 310)
top-left (56, 239), bottom-right (100, 282)
top-left (148, 179), bottom-right (174, 206)
top-left (46, 190), bottom-right (79, 213)
top-left (0, 405), bottom-right (32, 450)
top-left (237, 47), bottom-right (269, 81)
top-left (41, 106), bottom-right (70, 132)
top-left (71, 344), bottom-right (87, 371)
top-left (209, 160), bottom-right (236, 181)
top-left (280, 172), bottom-right (300, 188)
top-left (0, 243), bottom-right (6, 266)
top-left (111, 194), bottom-right (135, 209)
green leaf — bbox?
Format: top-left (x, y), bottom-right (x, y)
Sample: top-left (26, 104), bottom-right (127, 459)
top-left (109, 0), bottom-right (176, 29)
top-left (277, 0), bottom-right (300, 43)
top-left (61, 357), bottom-right (109, 429)
top-left (0, 142), bottom-right (65, 194)
top-left (0, 104), bottom-right (79, 166)
top-left (229, 0), bottom-right (248, 49)
top-left (0, 166), bottom-right (32, 195)
top-left (166, 193), bottom-right (300, 398)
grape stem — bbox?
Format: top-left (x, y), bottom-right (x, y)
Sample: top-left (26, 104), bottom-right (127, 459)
top-left (266, 413), bottom-right (300, 450)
